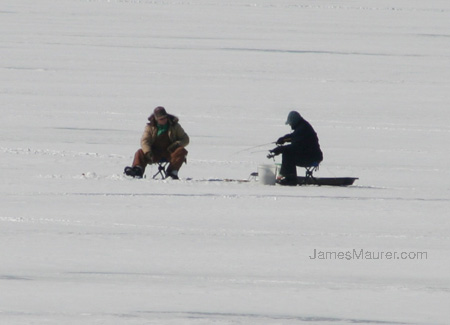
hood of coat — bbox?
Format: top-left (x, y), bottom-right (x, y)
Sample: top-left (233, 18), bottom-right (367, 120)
top-left (285, 111), bottom-right (304, 129)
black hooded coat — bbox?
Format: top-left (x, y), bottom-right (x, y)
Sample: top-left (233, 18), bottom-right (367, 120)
top-left (273, 112), bottom-right (323, 178)
top-left (281, 112), bottom-right (323, 165)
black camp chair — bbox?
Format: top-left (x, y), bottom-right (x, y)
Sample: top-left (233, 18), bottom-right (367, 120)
top-left (301, 162), bottom-right (320, 185)
top-left (152, 159), bottom-right (169, 179)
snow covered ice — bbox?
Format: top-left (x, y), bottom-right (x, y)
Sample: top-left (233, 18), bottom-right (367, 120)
top-left (1, 0), bottom-right (450, 324)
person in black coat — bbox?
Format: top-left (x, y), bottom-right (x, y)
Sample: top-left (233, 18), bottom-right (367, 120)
top-left (268, 111), bottom-right (323, 185)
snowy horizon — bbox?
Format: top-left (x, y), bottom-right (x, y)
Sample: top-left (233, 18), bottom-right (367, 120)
top-left (1, 1), bottom-right (449, 324)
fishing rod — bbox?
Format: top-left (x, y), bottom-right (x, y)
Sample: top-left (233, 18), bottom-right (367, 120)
top-left (250, 149), bottom-right (274, 154)
top-left (233, 141), bottom-right (275, 154)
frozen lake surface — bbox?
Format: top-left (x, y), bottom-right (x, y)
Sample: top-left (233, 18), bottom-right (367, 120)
top-left (1, 0), bottom-right (449, 324)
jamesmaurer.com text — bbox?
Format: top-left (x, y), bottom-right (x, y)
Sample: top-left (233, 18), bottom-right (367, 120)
top-left (309, 249), bottom-right (428, 261)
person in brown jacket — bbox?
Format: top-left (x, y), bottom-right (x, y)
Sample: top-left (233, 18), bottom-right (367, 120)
top-left (124, 106), bottom-right (189, 179)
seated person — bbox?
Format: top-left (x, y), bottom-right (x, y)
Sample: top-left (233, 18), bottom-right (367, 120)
top-left (124, 106), bottom-right (189, 179)
top-left (269, 111), bottom-right (323, 185)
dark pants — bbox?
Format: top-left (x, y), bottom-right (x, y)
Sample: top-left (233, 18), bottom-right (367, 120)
top-left (279, 147), bottom-right (321, 179)
top-left (133, 132), bottom-right (187, 174)
top-left (132, 147), bottom-right (187, 174)
top-left (132, 131), bottom-right (187, 174)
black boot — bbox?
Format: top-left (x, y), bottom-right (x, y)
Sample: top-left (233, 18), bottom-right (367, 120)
top-left (276, 176), bottom-right (298, 186)
top-left (124, 166), bottom-right (135, 177)
top-left (167, 170), bottom-right (179, 180)
top-left (165, 167), bottom-right (179, 180)
top-left (124, 166), bottom-right (143, 178)
top-left (132, 166), bottom-right (144, 178)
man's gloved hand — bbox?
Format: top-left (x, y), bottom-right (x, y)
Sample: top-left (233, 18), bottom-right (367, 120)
top-left (167, 142), bottom-right (181, 154)
top-left (144, 151), bottom-right (154, 163)
top-left (276, 137), bottom-right (286, 145)
top-left (276, 136), bottom-right (291, 145)
top-left (271, 146), bottom-right (283, 155)
top-left (267, 146), bottom-right (283, 159)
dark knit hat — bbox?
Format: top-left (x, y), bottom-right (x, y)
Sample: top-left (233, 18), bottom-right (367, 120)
top-left (285, 111), bottom-right (302, 126)
top-left (154, 106), bottom-right (168, 120)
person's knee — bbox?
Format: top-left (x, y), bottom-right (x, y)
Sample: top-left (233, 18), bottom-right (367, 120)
top-left (172, 147), bottom-right (188, 157)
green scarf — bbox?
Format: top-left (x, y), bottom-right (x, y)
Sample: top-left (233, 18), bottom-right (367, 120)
top-left (157, 123), bottom-right (169, 136)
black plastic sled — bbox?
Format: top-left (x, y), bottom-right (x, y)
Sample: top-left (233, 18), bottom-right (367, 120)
top-left (297, 176), bottom-right (358, 186)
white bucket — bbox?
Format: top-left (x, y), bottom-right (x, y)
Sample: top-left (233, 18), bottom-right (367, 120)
top-left (258, 164), bottom-right (277, 185)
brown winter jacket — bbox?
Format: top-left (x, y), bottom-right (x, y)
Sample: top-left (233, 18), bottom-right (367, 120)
top-left (140, 113), bottom-right (189, 155)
